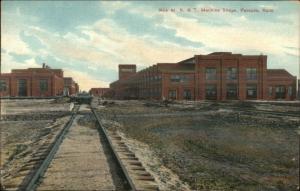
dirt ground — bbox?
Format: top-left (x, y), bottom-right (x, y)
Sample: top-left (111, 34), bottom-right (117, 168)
top-left (96, 100), bottom-right (300, 191)
top-left (0, 98), bottom-right (72, 189)
top-left (37, 111), bottom-right (116, 191)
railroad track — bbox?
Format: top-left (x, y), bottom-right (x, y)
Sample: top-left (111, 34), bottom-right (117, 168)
top-left (2, 104), bottom-right (158, 191)
top-left (232, 108), bottom-right (300, 118)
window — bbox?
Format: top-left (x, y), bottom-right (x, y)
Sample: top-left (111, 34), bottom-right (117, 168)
top-left (275, 86), bottom-right (285, 99)
top-left (205, 84), bottom-right (217, 100)
top-left (226, 84), bottom-right (238, 99)
top-left (0, 80), bottom-right (7, 91)
top-left (183, 89), bottom-right (192, 100)
top-left (181, 75), bottom-right (189, 83)
top-left (246, 84), bottom-right (257, 99)
top-left (40, 79), bottom-right (48, 92)
top-left (288, 86), bottom-right (292, 96)
top-left (227, 67), bottom-right (237, 80)
top-left (170, 75), bottom-right (190, 83)
top-left (268, 87), bottom-right (273, 97)
top-left (246, 68), bottom-right (257, 80)
top-left (18, 79), bottom-right (27, 96)
top-left (205, 68), bottom-right (217, 80)
top-left (170, 75), bottom-right (180, 82)
top-left (168, 90), bottom-right (177, 100)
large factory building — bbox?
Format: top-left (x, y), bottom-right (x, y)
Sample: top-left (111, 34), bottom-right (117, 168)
top-left (0, 64), bottom-right (79, 97)
top-left (110, 52), bottom-right (297, 101)
top-left (89, 88), bottom-right (110, 97)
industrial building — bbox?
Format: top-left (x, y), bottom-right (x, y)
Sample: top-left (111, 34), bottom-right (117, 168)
top-left (0, 64), bottom-right (79, 97)
top-left (89, 88), bottom-right (110, 97)
top-left (298, 79), bottom-right (300, 100)
top-left (64, 77), bottom-right (79, 96)
top-left (110, 52), bottom-right (297, 101)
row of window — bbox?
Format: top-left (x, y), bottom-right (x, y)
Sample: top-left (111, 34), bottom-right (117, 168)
top-left (0, 79), bottom-right (48, 92)
top-left (205, 84), bottom-right (293, 99)
top-left (204, 84), bottom-right (245, 100)
top-left (170, 75), bottom-right (191, 83)
top-left (168, 85), bottom-right (254, 100)
top-left (168, 67), bottom-right (258, 83)
top-left (0, 80), bottom-right (7, 91)
top-left (205, 67), bottom-right (257, 80)
top-left (268, 86), bottom-right (293, 98)
top-left (141, 75), bottom-right (162, 81)
top-left (140, 88), bottom-right (162, 97)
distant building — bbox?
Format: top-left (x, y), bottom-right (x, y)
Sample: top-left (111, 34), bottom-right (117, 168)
top-left (109, 52), bottom-right (297, 101)
top-left (298, 79), bottom-right (300, 100)
top-left (89, 88), bottom-right (110, 97)
top-left (0, 64), bottom-right (79, 97)
top-left (119, 65), bottom-right (136, 80)
top-left (64, 77), bottom-right (79, 96)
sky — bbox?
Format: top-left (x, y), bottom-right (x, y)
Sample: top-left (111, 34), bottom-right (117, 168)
top-left (1, 1), bottom-right (299, 91)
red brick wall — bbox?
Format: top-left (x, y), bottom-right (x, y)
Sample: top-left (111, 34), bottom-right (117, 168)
top-left (0, 74), bottom-right (11, 97)
top-left (119, 65), bottom-right (136, 80)
top-left (162, 72), bottom-right (195, 100)
top-left (109, 53), bottom-right (296, 101)
top-left (266, 70), bottom-right (296, 100)
top-left (89, 88), bottom-right (110, 97)
top-left (195, 54), bottom-right (267, 101)
top-left (64, 77), bottom-right (77, 95)
top-left (54, 75), bottom-right (64, 96)
top-left (1, 68), bottom-right (65, 97)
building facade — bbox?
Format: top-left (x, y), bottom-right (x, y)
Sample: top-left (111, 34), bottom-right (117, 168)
top-left (64, 77), bottom-right (79, 96)
top-left (109, 52), bottom-right (297, 101)
top-left (89, 88), bottom-right (110, 97)
top-left (0, 64), bottom-right (79, 97)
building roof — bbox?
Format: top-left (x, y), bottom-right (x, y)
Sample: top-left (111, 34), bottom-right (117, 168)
top-left (178, 57), bottom-right (195, 64)
top-left (119, 64), bottom-right (136, 67)
top-left (157, 63), bottom-right (194, 72)
top-left (90, 88), bottom-right (109, 90)
top-left (267, 69), bottom-right (294, 77)
top-left (208, 52), bottom-right (233, 55)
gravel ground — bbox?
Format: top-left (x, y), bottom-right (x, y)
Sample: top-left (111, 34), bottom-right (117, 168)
top-left (0, 99), bottom-right (72, 189)
top-left (96, 100), bottom-right (300, 191)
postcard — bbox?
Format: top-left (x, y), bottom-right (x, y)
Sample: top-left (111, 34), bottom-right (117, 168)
top-left (1, 1), bottom-right (299, 191)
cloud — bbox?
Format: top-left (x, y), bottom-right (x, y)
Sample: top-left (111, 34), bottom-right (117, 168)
top-left (1, 24), bottom-right (33, 55)
top-left (1, 6), bottom-right (39, 56)
top-left (1, 51), bottom-right (40, 73)
top-left (28, 18), bottom-right (203, 71)
top-left (63, 69), bottom-right (110, 90)
top-left (2, 1), bottom-right (299, 90)
top-left (79, 19), bottom-right (204, 67)
top-left (158, 12), bottom-right (299, 58)
top-left (99, 1), bottom-right (131, 16)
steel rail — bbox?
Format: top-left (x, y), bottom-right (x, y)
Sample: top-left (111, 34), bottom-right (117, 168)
top-left (237, 108), bottom-right (299, 118)
top-left (19, 105), bottom-right (80, 191)
top-left (0, 96), bottom-right (64, 100)
top-left (91, 107), bottom-right (137, 191)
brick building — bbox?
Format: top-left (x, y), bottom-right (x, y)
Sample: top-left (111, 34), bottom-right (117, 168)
top-left (298, 79), bottom-right (300, 100)
top-left (109, 52), bottom-right (297, 101)
top-left (89, 88), bottom-right (110, 97)
top-left (64, 77), bottom-right (79, 96)
top-left (0, 64), bottom-right (79, 97)
top-left (119, 65), bottom-right (136, 80)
